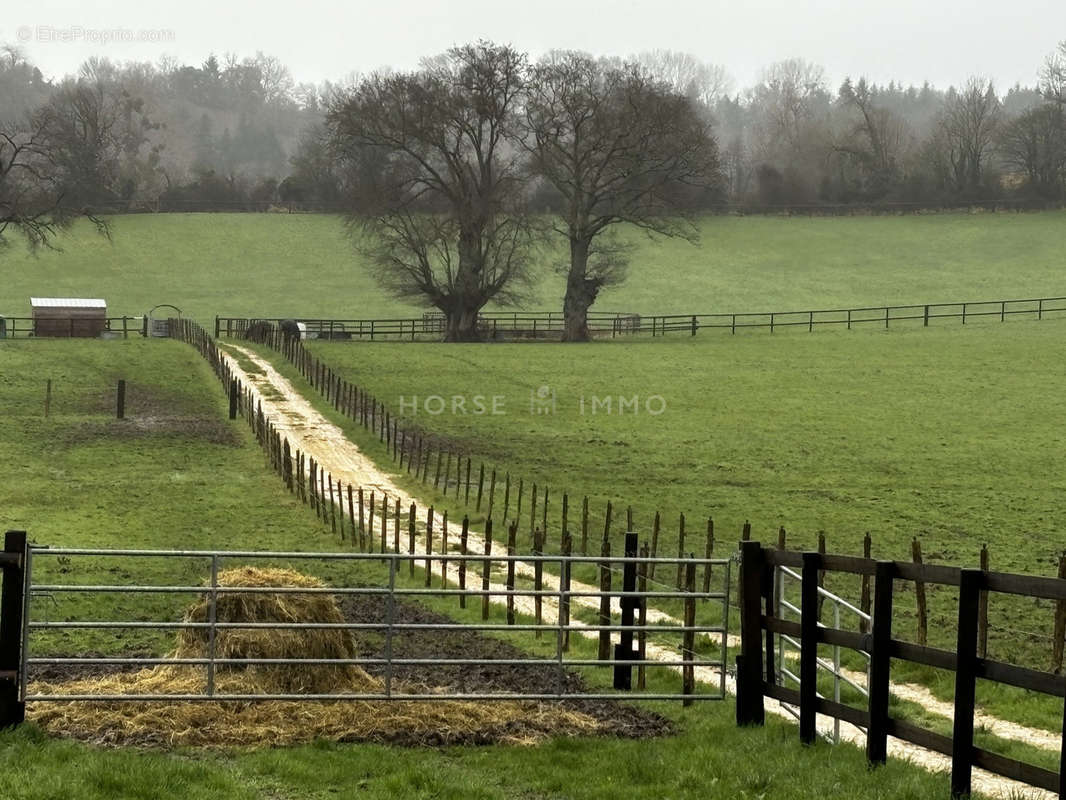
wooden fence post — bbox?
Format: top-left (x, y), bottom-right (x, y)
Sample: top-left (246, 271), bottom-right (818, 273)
top-left (506, 521), bottom-right (517, 626)
top-left (978, 544), bottom-right (989, 658)
top-left (799, 551), bottom-right (820, 744)
top-left (614, 532), bottom-right (639, 690)
top-left (598, 537), bottom-right (612, 661)
top-left (682, 559), bottom-right (697, 705)
top-left (530, 482), bottom-right (538, 543)
top-left (702, 517), bottom-right (715, 598)
top-left (649, 511), bottom-right (660, 580)
top-left (407, 504), bottom-right (416, 578)
top-left (533, 528), bottom-right (544, 639)
top-left (476, 464), bottom-right (485, 511)
top-left (424, 507), bottom-right (434, 586)
top-left (486, 470), bottom-right (496, 519)
top-left (637, 542), bottom-right (648, 689)
top-left (736, 540), bottom-right (765, 726)
top-left (482, 519), bottom-right (494, 620)
top-left (0, 531), bottom-right (28, 728)
top-left (951, 569), bottom-right (982, 798)
top-left (1052, 552), bottom-right (1066, 673)
top-left (816, 531), bottom-right (827, 621)
top-left (860, 532), bottom-right (872, 633)
top-left (439, 511), bottom-right (448, 586)
top-left (676, 513), bottom-right (686, 590)
top-left (912, 537), bottom-right (928, 646)
top-left (867, 560), bottom-right (895, 766)
top-left (381, 494), bottom-right (390, 556)
top-left (358, 488), bottom-right (366, 550)
top-left (541, 486), bottom-right (549, 544)
top-left (581, 496), bottom-right (589, 555)
top-left (116, 379), bottom-right (126, 419)
top-left (459, 516), bottom-right (469, 609)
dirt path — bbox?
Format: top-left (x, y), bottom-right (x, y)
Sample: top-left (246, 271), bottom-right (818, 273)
top-left (221, 344), bottom-right (1054, 800)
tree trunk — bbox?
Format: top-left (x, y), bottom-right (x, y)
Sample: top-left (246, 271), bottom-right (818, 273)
top-left (444, 306), bottom-right (482, 342)
top-left (562, 237), bottom-right (599, 343)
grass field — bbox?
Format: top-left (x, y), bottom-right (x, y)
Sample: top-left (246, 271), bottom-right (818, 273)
top-left (297, 319), bottom-right (1066, 680)
top-left (0, 338), bottom-right (967, 800)
top-left (1, 210), bottom-right (1065, 320)
top-left (3, 211), bottom-right (1065, 796)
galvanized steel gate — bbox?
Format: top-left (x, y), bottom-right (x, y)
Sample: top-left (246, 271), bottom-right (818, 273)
top-left (5, 535), bottom-right (731, 708)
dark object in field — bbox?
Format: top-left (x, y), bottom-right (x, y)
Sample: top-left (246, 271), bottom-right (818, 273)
top-left (280, 319), bottom-right (301, 342)
top-left (243, 320), bottom-right (276, 342)
top-left (320, 330), bottom-right (352, 340)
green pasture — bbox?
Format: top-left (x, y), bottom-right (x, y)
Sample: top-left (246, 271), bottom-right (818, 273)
top-left (0, 210), bottom-right (1064, 320)
top-left (0, 338), bottom-right (971, 799)
top-left (301, 319), bottom-right (1066, 680)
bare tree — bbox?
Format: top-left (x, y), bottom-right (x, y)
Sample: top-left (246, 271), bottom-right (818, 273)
top-left (328, 42), bottom-right (535, 342)
top-left (524, 52), bottom-right (720, 341)
top-left (999, 104), bottom-right (1066, 199)
top-left (0, 113), bottom-right (107, 250)
top-left (34, 78), bottom-right (163, 209)
top-left (833, 78), bottom-right (914, 198)
top-left (1042, 41), bottom-right (1066, 105)
top-left (935, 79), bottom-right (1002, 195)
top-left (635, 50), bottom-right (732, 109)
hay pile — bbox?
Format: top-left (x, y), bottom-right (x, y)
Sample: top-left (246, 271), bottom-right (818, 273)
top-left (29, 567), bottom-right (598, 748)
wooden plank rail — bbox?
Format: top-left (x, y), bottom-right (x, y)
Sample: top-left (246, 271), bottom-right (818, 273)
top-left (739, 543), bottom-right (1066, 798)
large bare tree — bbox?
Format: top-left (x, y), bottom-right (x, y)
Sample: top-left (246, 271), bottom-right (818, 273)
top-left (0, 111), bottom-right (108, 250)
top-left (523, 53), bottom-right (720, 341)
top-left (933, 79), bottom-right (1002, 195)
top-left (1042, 41), bottom-right (1066, 105)
top-left (999, 104), bottom-right (1066, 198)
top-left (328, 42), bottom-right (535, 342)
top-left (834, 78), bottom-right (914, 198)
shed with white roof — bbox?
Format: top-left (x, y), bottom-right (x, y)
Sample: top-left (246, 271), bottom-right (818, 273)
top-left (30, 297), bottom-right (108, 338)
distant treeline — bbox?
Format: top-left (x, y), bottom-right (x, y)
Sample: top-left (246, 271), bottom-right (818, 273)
top-left (1, 42), bottom-right (1063, 212)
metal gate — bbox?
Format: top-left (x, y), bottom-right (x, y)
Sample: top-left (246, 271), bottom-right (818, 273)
top-left (11, 536), bottom-right (731, 706)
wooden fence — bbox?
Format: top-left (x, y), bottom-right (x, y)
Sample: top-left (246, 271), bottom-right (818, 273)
top-left (215, 294), bottom-right (1066, 343)
top-left (215, 311), bottom-right (641, 341)
top-left (0, 316), bottom-right (144, 339)
top-left (736, 541), bottom-right (1066, 797)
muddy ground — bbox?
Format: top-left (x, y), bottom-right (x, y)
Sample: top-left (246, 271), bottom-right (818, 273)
top-left (28, 591), bottom-right (671, 746)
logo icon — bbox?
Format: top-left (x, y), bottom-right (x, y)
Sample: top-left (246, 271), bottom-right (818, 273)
top-left (529, 385), bottom-right (556, 415)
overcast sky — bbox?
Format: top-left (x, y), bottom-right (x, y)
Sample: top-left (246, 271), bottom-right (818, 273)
top-left (5, 0), bottom-right (1065, 92)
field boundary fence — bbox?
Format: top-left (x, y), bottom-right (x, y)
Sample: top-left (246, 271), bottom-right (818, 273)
top-left (0, 316), bottom-right (146, 339)
top-left (735, 541), bottom-right (1066, 797)
top-left (84, 198), bottom-right (1066, 216)
top-left (215, 294), bottom-right (1066, 343)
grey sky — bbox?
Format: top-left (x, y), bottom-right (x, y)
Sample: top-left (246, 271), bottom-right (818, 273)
top-left (6, 0), bottom-right (1065, 92)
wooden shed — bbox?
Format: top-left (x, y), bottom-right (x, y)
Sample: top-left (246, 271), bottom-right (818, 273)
top-left (31, 297), bottom-right (108, 338)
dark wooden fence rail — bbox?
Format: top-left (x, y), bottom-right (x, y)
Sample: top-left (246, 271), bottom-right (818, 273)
top-left (736, 541), bottom-right (1066, 798)
top-left (215, 294), bottom-right (1066, 342)
top-left (0, 316), bottom-right (145, 339)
